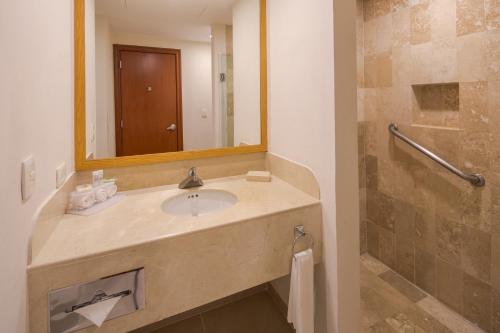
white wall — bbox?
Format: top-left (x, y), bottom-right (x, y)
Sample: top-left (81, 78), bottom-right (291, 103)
top-left (233, 0), bottom-right (261, 146)
top-left (85, 0), bottom-right (96, 158)
top-left (95, 15), bottom-right (115, 158)
top-left (0, 1), bottom-right (75, 332)
top-left (268, 0), bottom-right (359, 332)
top-left (332, 1), bottom-right (360, 332)
top-left (101, 32), bottom-right (214, 152)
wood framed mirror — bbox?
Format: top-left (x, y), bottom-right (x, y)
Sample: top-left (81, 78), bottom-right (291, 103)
top-left (74, 0), bottom-right (267, 171)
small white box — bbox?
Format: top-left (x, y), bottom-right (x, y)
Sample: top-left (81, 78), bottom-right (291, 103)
top-left (246, 171), bottom-right (272, 182)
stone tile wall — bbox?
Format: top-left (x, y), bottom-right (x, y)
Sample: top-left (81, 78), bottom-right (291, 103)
top-left (357, 0), bottom-right (500, 331)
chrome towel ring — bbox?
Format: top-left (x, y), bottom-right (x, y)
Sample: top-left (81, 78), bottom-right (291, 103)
top-left (291, 225), bottom-right (314, 259)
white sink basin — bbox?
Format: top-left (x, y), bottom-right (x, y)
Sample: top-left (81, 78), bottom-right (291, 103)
top-left (161, 189), bottom-right (238, 216)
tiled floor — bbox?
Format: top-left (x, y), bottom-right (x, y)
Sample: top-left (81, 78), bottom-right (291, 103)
top-left (361, 254), bottom-right (485, 333)
top-left (145, 292), bottom-right (294, 333)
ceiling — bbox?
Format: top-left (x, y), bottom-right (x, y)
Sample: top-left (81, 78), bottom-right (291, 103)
top-left (95, 0), bottom-right (238, 42)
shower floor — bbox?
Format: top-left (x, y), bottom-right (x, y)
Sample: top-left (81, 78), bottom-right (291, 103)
top-left (361, 254), bottom-right (484, 333)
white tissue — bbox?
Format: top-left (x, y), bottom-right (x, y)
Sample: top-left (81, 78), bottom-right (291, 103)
top-left (74, 296), bottom-right (122, 328)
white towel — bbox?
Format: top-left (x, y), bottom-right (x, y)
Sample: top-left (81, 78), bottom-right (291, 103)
top-left (287, 249), bottom-right (314, 333)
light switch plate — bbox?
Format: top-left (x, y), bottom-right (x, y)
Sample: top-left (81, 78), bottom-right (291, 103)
top-left (56, 162), bottom-right (67, 189)
top-left (21, 156), bottom-right (36, 201)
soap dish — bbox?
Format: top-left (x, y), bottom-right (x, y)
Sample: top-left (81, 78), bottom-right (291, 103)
top-left (246, 171), bottom-right (272, 182)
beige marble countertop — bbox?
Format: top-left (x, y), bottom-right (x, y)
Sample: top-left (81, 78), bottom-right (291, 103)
top-left (30, 175), bottom-right (320, 269)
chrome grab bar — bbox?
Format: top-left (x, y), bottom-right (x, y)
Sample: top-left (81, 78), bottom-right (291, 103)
top-left (388, 123), bottom-right (485, 187)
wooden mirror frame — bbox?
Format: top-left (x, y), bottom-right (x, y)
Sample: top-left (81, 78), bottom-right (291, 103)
top-left (74, 0), bottom-right (268, 171)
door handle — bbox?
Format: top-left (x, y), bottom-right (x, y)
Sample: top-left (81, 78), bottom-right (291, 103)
top-left (166, 124), bottom-right (177, 132)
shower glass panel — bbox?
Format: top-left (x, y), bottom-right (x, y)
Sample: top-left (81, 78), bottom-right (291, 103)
top-left (357, 0), bottom-right (499, 331)
top-left (219, 54), bottom-right (234, 147)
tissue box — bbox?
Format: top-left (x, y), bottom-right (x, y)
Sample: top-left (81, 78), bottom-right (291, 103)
top-left (48, 268), bottom-right (145, 333)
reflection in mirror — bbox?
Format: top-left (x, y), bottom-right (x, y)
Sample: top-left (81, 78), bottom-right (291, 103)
top-left (85, 0), bottom-right (261, 159)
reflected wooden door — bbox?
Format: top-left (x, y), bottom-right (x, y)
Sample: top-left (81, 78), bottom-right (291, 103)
top-left (114, 45), bottom-right (183, 156)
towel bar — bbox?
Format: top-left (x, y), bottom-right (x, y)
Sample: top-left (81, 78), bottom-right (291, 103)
top-left (389, 123), bottom-right (485, 187)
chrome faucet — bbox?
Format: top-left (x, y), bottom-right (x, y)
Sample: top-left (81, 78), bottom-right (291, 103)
top-left (179, 167), bottom-right (204, 189)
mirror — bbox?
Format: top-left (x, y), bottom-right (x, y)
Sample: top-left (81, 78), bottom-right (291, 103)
top-left (76, 0), bottom-right (266, 169)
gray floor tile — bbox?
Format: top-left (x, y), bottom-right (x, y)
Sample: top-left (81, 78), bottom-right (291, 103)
top-left (147, 292), bottom-right (292, 333)
top-left (361, 255), bottom-right (479, 333)
top-left (150, 315), bottom-right (205, 333)
top-left (202, 292), bottom-right (294, 333)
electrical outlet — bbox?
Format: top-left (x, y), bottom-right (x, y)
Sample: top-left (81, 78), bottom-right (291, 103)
top-left (56, 162), bottom-right (67, 189)
top-left (21, 156), bottom-right (36, 201)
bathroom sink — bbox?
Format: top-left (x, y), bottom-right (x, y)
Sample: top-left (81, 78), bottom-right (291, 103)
top-left (161, 189), bottom-right (238, 216)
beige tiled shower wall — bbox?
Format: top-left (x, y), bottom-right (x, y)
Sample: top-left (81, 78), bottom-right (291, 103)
top-left (357, 0), bottom-right (500, 331)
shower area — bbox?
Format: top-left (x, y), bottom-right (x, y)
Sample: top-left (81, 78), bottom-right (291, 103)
top-left (357, 0), bottom-right (499, 331)
top-left (219, 54), bottom-right (235, 147)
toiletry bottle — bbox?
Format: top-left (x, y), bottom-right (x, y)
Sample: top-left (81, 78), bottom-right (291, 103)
top-left (92, 170), bottom-right (104, 187)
